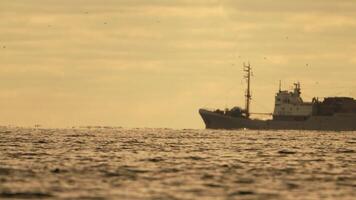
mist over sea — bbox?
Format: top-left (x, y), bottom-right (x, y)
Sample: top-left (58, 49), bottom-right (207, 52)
top-left (0, 127), bottom-right (355, 200)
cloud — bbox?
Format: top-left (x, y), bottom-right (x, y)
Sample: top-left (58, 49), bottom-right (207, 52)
top-left (288, 13), bottom-right (356, 33)
top-left (223, 0), bottom-right (356, 14)
top-left (0, 0), bottom-right (355, 128)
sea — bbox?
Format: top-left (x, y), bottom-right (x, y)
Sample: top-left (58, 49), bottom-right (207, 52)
top-left (0, 126), bottom-right (355, 200)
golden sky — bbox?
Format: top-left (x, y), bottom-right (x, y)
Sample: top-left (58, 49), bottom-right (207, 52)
top-left (1, 0), bottom-right (355, 128)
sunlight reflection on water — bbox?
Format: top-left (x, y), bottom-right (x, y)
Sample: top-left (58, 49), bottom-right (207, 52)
top-left (0, 127), bottom-right (355, 199)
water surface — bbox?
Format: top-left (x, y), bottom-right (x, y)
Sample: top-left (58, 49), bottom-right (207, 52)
top-left (0, 127), bottom-right (355, 199)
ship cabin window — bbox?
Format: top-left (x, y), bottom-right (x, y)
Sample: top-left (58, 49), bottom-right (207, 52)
top-left (283, 98), bottom-right (290, 103)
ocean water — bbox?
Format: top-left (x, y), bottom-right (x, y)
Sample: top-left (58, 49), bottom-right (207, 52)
top-left (0, 127), bottom-right (355, 200)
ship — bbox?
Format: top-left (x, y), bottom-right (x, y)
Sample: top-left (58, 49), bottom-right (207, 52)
top-left (199, 63), bottom-right (356, 131)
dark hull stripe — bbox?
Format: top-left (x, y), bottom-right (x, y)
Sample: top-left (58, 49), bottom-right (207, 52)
top-left (199, 109), bottom-right (356, 131)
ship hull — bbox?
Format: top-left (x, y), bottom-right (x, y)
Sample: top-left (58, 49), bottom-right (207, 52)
top-left (199, 109), bottom-right (356, 131)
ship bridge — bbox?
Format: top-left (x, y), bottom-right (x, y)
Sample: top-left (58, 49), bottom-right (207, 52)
top-left (273, 83), bottom-right (313, 121)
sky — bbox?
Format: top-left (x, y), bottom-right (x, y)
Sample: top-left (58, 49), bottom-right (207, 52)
top-left (0, 0), bottom-right (355, 129)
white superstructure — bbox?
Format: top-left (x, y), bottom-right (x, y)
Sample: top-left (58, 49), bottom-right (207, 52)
top-left (273, 83), bottom-right (313, 120)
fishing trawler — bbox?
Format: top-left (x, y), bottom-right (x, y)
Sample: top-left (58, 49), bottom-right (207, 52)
top-left (199, 63), bottom-right (356, 131)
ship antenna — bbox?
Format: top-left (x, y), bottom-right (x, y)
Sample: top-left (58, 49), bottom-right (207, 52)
top-left (243, 62), bottom-right (252, 118)
top-left (279, 80), bottom-right (282, 92)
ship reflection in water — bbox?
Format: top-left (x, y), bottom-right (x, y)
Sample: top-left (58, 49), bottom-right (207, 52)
top-left (0, 127), bottom-right (355, 199)
top-left (199, 63), bottom-right (356, 131)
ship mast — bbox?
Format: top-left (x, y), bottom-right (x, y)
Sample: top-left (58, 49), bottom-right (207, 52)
top-left (243, 62), bottom-right (252, 118)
